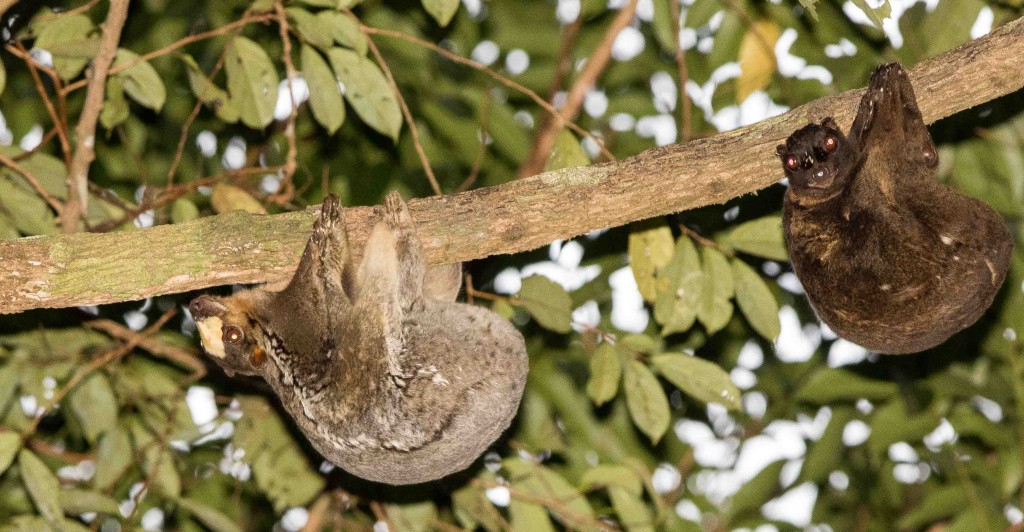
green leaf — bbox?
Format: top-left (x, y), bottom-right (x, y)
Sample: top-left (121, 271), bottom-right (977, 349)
top-left (518, 389), bottom-right (566, 453)
top-left (504, 459), bottom-right (595, 527)
top-left (318, 11), bottom-right (368, 55)
top-left (234, 397), bottom-right (324, 511)
top-left (628, 221), bottom-right (675, 302)
top-left (896, 485), bottom-right (969, 530)
top-left (422, 0), bottom-right (461, 26)
top-left (170, 198), bottom-right (200, 224)
top-left (100, 76), bottom-right (130, 129)
top-left (301, 45), bottom-right (345, 134)
top-left (727, 459), bottom-right (784, 519)
top-left (131, 420), bottom-right (181, 498)
top-left (797, 0), bottom-right (818, 19)
top-left (849, 0), bottom-right (890, 28)
top-left (94, 425), bottom-right (133, 490)
top-left (544, 130), bottom-right (590, 172)
top-left (579, 464), bottom-right (642, 496)
top-left (731, 259), bottom-right (780, 340)
top-left (623, 360), bottom-right (670, 444)
top-left (211, 184), bottom-right (267, 215)
top-left (226, 36), bottom-right (279, 129)
top-left (327, 47), bottom-right (402, 140)
top-left (518, 275), bottom-right (573, 333)
top-left (0, 58), bottom-right (7, 96)
top-left (722, 216), bottom-right (788, 261)
top-left (650, 353), bottom-right (741, 410)
top-left (114, 49), bottom-right (167, 111)
top-left (176, 497), bottom-right (242, 532)
top-left (619, 334), bottom-right (658, 354)
top-left (181, 54), bottom-right (239, 123)
top-left (654, 236), bottom-right (703, 335)
top-left (866, 400), bottom-right (939, 458)
top-left (387, 501), bottom-right (437, 532)
top-left (58, 489), bottom-right (120, 515)
top-left (800, 407), bottom-right (854, 483)
top-left (795, 369), bottom-right (899, 404)
top-left (697, 246), bottom-right (734, 334)
top-left (452, 484), bottom-right (505, 531)
top-left (33, 14), bottom-right (97, 80)
top-left (68, 372), bottom-right (118, 444)
top-left (18, 449), bottom-right (62, 524)
top-left (510, 499), bottom-right (556, 532)
top-left (608, 485), bottom-right (655, 532)
top-left (0, 432), bottom-right (21, 476)
top-left (586, 343), bottom-right (621, 406)
top-left (286, 7), bottom-right (334, 50)
top-left (0, 178), bottom-right (58, 236)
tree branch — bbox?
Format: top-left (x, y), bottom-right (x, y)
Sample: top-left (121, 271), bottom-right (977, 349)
top-left (1, 16), bottom-right (1022, 314)
top-left (61, 0), bottom-right (131, 232)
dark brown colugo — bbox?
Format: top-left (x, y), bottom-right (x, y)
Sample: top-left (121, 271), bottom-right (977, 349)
top-left (189, 192), bottom-right (528, 484)
top-left (777, 63), bottom-right (1012, 354)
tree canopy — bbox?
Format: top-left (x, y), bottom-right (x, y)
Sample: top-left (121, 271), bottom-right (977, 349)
top-left (0, 0), bottom-right (1023, 530)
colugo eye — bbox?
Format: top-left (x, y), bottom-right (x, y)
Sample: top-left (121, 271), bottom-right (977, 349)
top-left (823, 135), bottom-right (838, 152)
top-left (224, 325), bottom-right (243, 344)
top-left (786, 156), bottom-right (800, 170)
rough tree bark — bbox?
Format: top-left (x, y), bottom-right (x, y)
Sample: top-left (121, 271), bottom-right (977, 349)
top-left (1, 16), bottom-right (1022, 314)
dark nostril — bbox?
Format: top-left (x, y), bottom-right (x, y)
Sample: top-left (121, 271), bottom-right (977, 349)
top-left (814, 148), bottom-right (828, 161)
top-left (189, 296), bottom-right (226, 320)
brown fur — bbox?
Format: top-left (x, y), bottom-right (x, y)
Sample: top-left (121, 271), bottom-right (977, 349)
top-left (778, 63), bottom-right (1012, 354)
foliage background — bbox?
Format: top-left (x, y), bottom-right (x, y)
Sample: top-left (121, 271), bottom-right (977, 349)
top-left (0, 0), bottom-right (1023, 530)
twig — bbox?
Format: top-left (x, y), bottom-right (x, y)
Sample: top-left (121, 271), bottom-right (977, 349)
top-left (669, 0), bottom-right (692, 142)
top-left (61, 0), bottom-right (131, 233)
top-left (0, 16), bottom-right (1022, 313)
top-left (166, 22), bottom-right (244, 188)
top-left (267, 2), bottom-right (300, 204)
top-left (21, 308), bottom-right (178, 438)
top-left (36, 0), bottom-right (103, 20)
top-left (62, 13), bottom-right (277, 95)
top-left (518, 0), bottom-right (639, 178)
top-left (7, 41), bottom-right (73, 166)
top-left (361, 24), bottom-right (442, 196)
top-left (362, 26), bottom-right (615, 164)
top-left (85, 318), bottom-right (206, 379)
top-left (678, 223), bottom-right (724, 253)
top-left (0, 152), bottom-right (65, 213)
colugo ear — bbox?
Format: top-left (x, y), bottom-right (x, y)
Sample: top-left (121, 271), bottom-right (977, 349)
top-left (776, 144), bottom-right (787, 158)
top-left (820, 116), bottom-right (838, 129)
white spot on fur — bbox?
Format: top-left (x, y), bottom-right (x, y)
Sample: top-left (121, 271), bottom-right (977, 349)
top-left (196, 317), bottom-right (227, 358)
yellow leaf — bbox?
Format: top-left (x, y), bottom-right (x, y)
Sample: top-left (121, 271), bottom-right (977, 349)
top-left (737, 20), bottom-right (781, 102)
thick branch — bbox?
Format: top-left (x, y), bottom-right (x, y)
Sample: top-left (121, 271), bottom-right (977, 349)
top-left (1, 17), bottom-right (1022, 314)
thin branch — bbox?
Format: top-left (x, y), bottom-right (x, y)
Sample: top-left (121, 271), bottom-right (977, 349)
top-left (7, 41), bottom-right (73, 166)
top-left (361, 24), bottom-right (442, 195)
top-left (268, 1), bottom-right (300, 204)
top-left (61, 13), bottom-right (276, 95)
top-left (0, 152), bottom-right (65, 213)
top-left (21, 308), bottom-right (177, 437)
top-left (362, 26), bottom-right (615, 163)
top-left (669, 0), bottom-right (692, 142)
top-left (518, 0), bottom-right (639, 178)
top-left (0, 16), bottom-right (1022, 313)
top-left (61, 0), bottom-right (131, 233)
